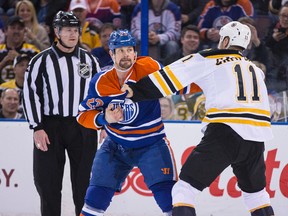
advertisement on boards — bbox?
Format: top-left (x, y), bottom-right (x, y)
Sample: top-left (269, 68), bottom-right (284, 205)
top-left (0, 121), bottom-right (287, 216)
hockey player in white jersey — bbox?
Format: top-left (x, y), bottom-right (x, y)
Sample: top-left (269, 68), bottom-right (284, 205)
top-left (122, 21), bottom-right (275, 216)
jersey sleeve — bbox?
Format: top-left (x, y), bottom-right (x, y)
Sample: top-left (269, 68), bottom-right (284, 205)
top-left (77, 71), bottom-right (128, 130)
top-left (77, 74), bottom-right (105, 130)
top-left (23, 54), bottom-right (44, 130)
top-left (130, 54), bottom-right (208, 102)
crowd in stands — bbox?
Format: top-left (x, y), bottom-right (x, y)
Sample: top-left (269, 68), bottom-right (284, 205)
top-left (0, 0), bottom-right (288, 122)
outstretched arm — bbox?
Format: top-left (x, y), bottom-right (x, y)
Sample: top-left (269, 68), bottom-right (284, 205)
top-left (122, 53), bottom-right (207, 102)
top-left (122, 75), bottom-right (164, 102)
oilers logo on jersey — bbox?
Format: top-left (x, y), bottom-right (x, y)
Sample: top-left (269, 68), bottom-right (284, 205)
top-left (109, 99), bottom-right (139, 124)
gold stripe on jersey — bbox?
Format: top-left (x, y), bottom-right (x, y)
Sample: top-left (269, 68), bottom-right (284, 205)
top-left (249, 204), bottom-right (271, 212)
top-left (173, 203), bottom-right (195, 208)
top-left (205, 54), bottom-right (242, 59)
top-left (199, 49), bottom-right (243, 59)
top-left (164, 66), bottom-right (184, 90)
top-left (207, 108), bottom-right (270, 116)
top-left (202, 117), bottom-right (271, 127)
top-left (152, 71), bottom-right (173, 95)
top-left (202, 107), bottom-right (271, 127)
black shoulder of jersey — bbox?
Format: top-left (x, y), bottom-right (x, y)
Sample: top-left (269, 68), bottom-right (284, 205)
top-left (198, 48), bottom-right (242, 58)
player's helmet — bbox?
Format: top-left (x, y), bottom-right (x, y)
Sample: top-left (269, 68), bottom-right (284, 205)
top-left (108, 29), bottom-right (136, 51)
top-left (53, 11), bottom-right (80, 29)
top-left (219, 21), bottom-right (251, 49)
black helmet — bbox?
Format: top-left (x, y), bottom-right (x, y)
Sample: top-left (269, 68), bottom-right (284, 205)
top-left (53, 11), bottom-right (80, 29)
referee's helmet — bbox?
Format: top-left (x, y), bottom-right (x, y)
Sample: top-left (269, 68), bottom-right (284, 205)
top-left (108, 29), bottom-right (136, 51)
top-left (219, 21), bottom-right (251, 49)
top-left (53, 11), bottom-right (80, 30)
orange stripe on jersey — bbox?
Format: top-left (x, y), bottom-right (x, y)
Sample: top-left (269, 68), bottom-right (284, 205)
top-left (107, 123), bottom-right (164, 135)
top-left (77, 110), bottom-right (100, 130)
top-left (164, 137), bottom-right (178, 181)
top-left (152, 72), bottom-right (172, 96)
top-left (164, 66), bottom-right (183, 90)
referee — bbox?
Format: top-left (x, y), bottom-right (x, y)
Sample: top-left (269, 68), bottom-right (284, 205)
top-left (23, 11), bottom-right (100, 216)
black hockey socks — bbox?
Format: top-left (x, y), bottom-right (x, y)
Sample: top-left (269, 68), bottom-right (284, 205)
top-left (172, 206), bottom-right (196, 216)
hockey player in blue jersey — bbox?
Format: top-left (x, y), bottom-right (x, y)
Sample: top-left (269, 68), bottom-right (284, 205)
top-left (77, 30), bottom-right (199, 216)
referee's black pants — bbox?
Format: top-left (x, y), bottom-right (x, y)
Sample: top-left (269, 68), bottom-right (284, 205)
top-left (33, 116), bottom-right (98, 216)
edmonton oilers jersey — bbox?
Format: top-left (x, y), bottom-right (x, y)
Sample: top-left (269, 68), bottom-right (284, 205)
top-left (103, 95), bottom-right (165, 148)
top-left (77, 57), bottom-right (166, 149)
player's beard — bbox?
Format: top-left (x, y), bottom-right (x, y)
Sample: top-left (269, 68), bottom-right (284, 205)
top-left (119, 59), bottom-right (133, 69)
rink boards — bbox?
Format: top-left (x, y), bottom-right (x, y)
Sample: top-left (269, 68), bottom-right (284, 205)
top-left (0, 121), bottom-right (287, 216)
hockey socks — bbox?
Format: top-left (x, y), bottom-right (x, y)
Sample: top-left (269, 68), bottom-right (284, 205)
top-left (251, 206), bottom-right (274, 216)
top-left (172, 206), bottom-right (196, 216)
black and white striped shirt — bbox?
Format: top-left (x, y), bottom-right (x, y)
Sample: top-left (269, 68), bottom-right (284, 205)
top-left (23, 43), bottom-right (101, 130)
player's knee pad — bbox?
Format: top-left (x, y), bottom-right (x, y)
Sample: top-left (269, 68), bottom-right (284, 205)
top-left (150, 181), bottom-right (175, 212)
top-left (172, 179), bottom-right (200, 208)
top-left (172, 206), bottom-right (196, 216)
top-left (251, 206), bottom-right (274, 216)
top-left (84, 185), bottom-right (115, 212)
top-left (242, 189), bottom-right (271, 212)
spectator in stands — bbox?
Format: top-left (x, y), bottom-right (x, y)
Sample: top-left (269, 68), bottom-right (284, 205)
top-left (0, 16), bottom-right (39, 84)
top-left (198, 0), bottom-right (247, 48)
top-left (131, 0), bottom-right (181, 63)
top-left (91, 22), bottom-right (116, 70)
top-left (32, 0), bottom-right (68, 43)
top-left (269, 0), bottom-right (288, 14)
top-left (69, 0), bottom-right (101, 52)
top-left (201, 0), bottom-right (254, 17)
top-left (250, 0), bottom-right (270, 15)
top-left (172, 98), bottom-right (193, 120)
top-left (163, 25), bottom-right (201, 65)
top-left (264, 2), bottom-right (288, 92)
top-left (163, 25), bottom-right (202, 115)
top-left (171, 0), bottom-right (209, 26)
top-left (0, 0), bottom-right (18, 17)
top-left (118, 0), bottom-right (139, 29)
top-left (159, 96), bottom-right (175, 120)
top-left (0, 88), bottom-right (24, 119)
top-left (15, 0), bottom-right (50, 51)
top-left (268, 92), bottom-right (282, 122)
top-left (0, 54), bottom-right (30, 114)
top-left (238, 16), bottom-right (272, 72)
top-left (33, 0), bottom-right (49, 24)
top-left (189, 93), bottom-right (206, 120)
top-left (0, 17), bottom-right (5, 43)
top-left (86, 0), bottom-right (121, 30)
top-left (171, 92), bottom-right (206, 121)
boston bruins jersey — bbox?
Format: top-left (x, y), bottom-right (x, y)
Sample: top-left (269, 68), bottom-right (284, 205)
top-left (131, 49), bottom-right (273, 142)
top-left (0, 43), bottom-right (39, 84)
